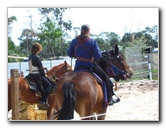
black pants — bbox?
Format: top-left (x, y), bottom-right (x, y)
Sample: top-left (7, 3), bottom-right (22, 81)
top-left (28, 74), bottom-right (43, 92)
top-left (40, 76), bottom-right (52, 102)
top-left (92, 62), bottom-right (114, 100)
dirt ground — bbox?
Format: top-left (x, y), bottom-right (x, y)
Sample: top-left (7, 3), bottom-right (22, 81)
top-left (74, 79), bottom-right (159, 121)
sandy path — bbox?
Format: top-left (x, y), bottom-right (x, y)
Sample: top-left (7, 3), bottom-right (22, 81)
top-left (74, 79), bottom-right (159, 121)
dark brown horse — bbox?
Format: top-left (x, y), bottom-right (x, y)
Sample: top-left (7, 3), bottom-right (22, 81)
top-left (107, 47), bottom-right (133, 78)
top-left (101, 51), bottom-right (133, 79)
top-left (8, 61), bottom-right (72, 119)
top-left (100, 46), bottom-right (133, 90)
top-left (51, 50), bottom-right (132, 120)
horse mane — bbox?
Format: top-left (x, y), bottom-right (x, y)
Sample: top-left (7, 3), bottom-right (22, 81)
top-left (49, 63), bottom-right (64, 72)
top-left (119, 51), bottom-right (126, 59)
top-left (46, 63), bottom-right (66, 78)
top-left (108, 50), bottom-right (126, 60)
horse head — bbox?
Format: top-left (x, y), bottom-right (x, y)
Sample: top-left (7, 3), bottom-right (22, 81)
top-left (110, 46), bottom-right (133, 78)
top-left (46, 61), bottom-right (72, 79)
top-left (102, 46), bottom-right (133, 79)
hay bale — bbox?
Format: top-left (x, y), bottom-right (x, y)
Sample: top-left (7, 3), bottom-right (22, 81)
top-left (19, 101), bottom-right (35, 120)
top-left (19, 101), bottom-right (47, 120)
top-left (34, 110), bottom-right (47, 120)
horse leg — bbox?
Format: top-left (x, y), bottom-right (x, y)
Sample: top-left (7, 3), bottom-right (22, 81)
top-left (46, 106), bottom-right (52, 120)
top-left (96, 106), bottom-right (107, 120)
top-left (77, 103), bottom-right (95, 120)
top-left (114, 82), bottom-right (118, 91)
top-left (47, 96), bottom-right (57, 120)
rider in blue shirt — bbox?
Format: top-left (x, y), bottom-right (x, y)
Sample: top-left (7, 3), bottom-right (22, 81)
top-left (67, 24), bottom-right (120, 105)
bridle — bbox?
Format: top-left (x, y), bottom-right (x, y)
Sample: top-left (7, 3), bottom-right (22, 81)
top-left (102, 51), bottom-right (127, 73)
top-left (46, 63), bottom-right (72, 80)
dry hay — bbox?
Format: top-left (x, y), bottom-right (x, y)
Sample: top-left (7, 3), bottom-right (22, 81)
top-left (19, 101), bottom-right (47, 120)
top-left (19, 101), bottom-right (35, 120)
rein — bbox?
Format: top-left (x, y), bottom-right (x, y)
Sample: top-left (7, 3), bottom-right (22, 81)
top-left (45, 68), bottom-right (57, 80)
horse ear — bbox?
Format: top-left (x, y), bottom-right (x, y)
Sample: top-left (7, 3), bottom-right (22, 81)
top-left (64, 61), bottom-right (67, 66)
top-left (115, 45), bottom-right (119, 55)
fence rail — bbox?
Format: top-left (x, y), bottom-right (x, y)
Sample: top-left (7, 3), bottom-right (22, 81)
top-left (125, 49), bottom-right (158, 80)
top-left (8, 56), bottom-right (27, 59)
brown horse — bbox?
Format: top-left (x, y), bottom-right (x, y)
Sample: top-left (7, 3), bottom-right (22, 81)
top-left (107, 48), bottom-right (133, 78)
top-left (51, 51), bottom-right (132, 120)
top-left (100, 46), bottom-right (133, 91)
top-left (8, 61), bottom-right (72, 119)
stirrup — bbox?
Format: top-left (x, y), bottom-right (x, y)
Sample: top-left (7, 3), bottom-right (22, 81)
top-left (108, 101), bottom-right (114, 106)
top-left (35, 92), bottom-right (41, 97)
top-left (112, 95), bottom-right (120, 103)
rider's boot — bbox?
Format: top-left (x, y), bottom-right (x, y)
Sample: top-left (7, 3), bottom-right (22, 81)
top-left (108, 85), bottom-right (120, 106)
top-left (38, 87), bottom-right (51, 107)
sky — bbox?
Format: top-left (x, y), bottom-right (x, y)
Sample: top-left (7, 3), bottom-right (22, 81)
top-left (8, 7), bottom-right (159, 46)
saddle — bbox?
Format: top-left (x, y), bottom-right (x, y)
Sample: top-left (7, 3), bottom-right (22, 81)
top-left (74, 69), bottom-right (108, 104)
top-left (24, 75), bottom-right (56, 97)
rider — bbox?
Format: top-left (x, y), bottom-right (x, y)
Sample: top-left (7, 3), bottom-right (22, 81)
top-left (67, 24), bottom-right (120, 105)
top-left (28, 43), bottom-right (52, 107)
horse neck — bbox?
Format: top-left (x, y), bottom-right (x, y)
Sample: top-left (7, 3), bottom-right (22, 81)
top-left (48, 64), bottom-right (66, 78)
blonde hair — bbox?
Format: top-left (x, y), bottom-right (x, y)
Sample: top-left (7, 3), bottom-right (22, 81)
top-left (31, 43), bottom-right (42, 54)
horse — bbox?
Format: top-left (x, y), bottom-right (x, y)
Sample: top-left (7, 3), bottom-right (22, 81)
top-left (101, 45), bottom-right (133, 90)
top-left (51, 50), bottom-right (132, 120)
top-left (8, 61), bottom-right (72, 120)
top-left (107, 47), bottom-right (133, 78)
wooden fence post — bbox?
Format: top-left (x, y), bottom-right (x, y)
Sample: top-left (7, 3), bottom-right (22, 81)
top-left (10, 69), bottom-right (19, 120)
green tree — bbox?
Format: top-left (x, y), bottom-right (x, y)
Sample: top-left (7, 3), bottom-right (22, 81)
top-left (19, 28), bottom-right (36, 56)
top-left (38, 8), bottom-right (72, 31)
top-left (8, 16), bottom-right (19, 62)
top-left (96, 32), bottom-right (120, 51)
top-left (37, 20), bottom-right (62, 58)
top-left (108, 32), bottom-right (120, 47)
top-left (8, 16), bottom-right (17, 38)
top-left (121, 25), bottom-right (158, 50)
top-left (38, 8), bottom-right (72, 56)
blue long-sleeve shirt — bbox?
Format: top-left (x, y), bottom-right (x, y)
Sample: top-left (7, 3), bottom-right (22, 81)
top-left (67, 36), bottom-right (102, 69)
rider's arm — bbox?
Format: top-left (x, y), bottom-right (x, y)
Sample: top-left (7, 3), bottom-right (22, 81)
top-left (35, 56), bottom-right (45, 77)
top-left (67, 38), bottom-right (77, 58)
top-left (92, 40), bottom-right (102, 61)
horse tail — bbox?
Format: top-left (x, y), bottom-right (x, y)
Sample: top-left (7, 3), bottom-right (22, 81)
top-left (55, 82), bottom-right (76, 120)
